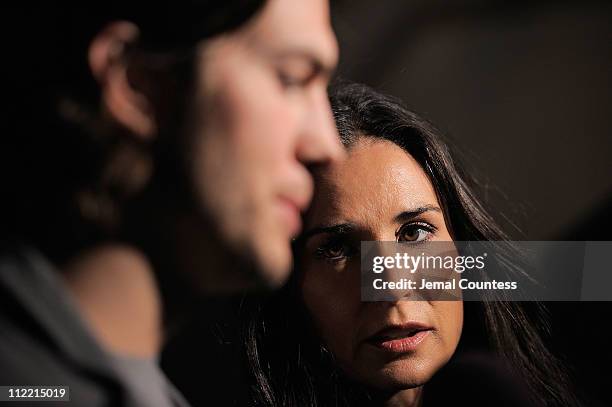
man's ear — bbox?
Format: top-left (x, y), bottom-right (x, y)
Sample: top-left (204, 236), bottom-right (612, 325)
top-left (89, 21), bottom-right (156, 139)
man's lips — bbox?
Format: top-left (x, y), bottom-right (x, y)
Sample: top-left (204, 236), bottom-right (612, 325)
top-left (277, 197), bottom-right (304, 238)
top-left (365, 322), bottom-right (433, 353)
top-left (277, 174), bottom-right (312, 238)
top-left (280, 190), bottom-right (310, 213)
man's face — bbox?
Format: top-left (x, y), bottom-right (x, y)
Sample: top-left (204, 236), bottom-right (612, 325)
top-left (181, 0), bottom-right (342, 286)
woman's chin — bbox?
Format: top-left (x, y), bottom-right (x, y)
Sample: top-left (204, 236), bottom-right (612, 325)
top-left (355, 364), bottom-right (434, 391)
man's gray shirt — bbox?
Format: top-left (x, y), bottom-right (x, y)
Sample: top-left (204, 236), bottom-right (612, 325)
top-left (0, 247), bottom-right (191, 407)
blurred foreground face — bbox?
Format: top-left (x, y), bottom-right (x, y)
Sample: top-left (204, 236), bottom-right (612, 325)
top-left (188, 0), bottom-right (342, 286)
top-left (300, 138), bottom-right (463, 390)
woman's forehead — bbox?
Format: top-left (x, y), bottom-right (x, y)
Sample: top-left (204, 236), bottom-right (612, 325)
top-left (307, 138), bottom-right (440, 224)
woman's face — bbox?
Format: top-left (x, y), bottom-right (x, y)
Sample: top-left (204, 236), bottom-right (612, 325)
top-left (299, 137), bottom-right (463, 390)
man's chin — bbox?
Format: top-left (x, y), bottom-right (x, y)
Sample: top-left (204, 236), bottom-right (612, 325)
top-left (190, 236), bottom-right (293, 294)
top-left (254, 241), bottom-right (293, 289)
top-left (168, 212), bottom-right (295, 293)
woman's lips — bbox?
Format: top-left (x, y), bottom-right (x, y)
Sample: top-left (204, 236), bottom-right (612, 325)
top-left (366, 323), bottom-right (433, 353)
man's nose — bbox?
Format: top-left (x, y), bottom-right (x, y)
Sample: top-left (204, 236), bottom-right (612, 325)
top-left (295, 93), bottom-right (346, 166)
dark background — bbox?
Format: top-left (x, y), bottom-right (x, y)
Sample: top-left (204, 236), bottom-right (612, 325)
top-left (162, 1), bottom-right (612, 405)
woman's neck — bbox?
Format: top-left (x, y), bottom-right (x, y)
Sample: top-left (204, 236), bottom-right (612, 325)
top-left (379, 387), bottom-right (423, 407)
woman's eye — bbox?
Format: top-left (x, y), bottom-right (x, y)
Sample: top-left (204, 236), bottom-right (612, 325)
top-left (396, 222), bottom-right (435, 243)
top-left (315, 240), bottom-right (351, 262)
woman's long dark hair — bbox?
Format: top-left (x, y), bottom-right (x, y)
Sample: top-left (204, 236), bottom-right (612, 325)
top-left (243, 82), bottom-right (578, 407)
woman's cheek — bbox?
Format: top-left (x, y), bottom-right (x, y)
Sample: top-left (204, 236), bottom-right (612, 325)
top-left (301, 266), bottom-right (359, 359)
top-left (438, 301), bottom-right (464, 353)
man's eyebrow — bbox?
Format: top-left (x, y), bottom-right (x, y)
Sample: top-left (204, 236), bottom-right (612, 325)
top-left (394, 205), bottom-right (442, 223)
top-left (300, 222), bottom-right (355, 242)
top-left (273, 49), bottom-right (337, 78)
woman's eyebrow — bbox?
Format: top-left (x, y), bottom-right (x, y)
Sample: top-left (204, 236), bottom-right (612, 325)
top-left (394, 205), bottom-right (442, 223)
top-left (301, 222), bottom-right (356, 241)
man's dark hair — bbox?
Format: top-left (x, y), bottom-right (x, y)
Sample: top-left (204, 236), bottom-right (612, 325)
top-left (2, 2), bottom-right (265, 261)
